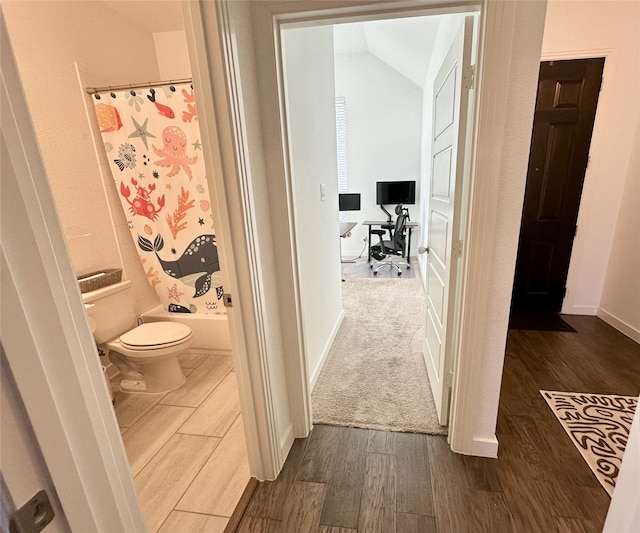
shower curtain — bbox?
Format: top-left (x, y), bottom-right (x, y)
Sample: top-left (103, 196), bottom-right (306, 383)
top-left (93, 82), bottom-right (225, 314)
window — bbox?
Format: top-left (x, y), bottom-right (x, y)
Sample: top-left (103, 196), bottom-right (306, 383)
top-left (335, 97), bottom-right (348, 219)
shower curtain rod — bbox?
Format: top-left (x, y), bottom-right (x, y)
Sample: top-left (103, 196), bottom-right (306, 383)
top-left (86, 78), bottom-right (192, 95)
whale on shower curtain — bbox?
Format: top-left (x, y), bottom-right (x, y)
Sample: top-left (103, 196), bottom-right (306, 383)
top-left (93, 82), bottom-right (225, 314)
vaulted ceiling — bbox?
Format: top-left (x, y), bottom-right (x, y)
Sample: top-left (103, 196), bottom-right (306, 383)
top-left (333, 16), bottom-right (443, 88)
top-left (100, 1), bottom-right (444, 89)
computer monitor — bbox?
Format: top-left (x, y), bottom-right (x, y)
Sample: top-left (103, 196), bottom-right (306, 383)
top-left (338, 193), bottom-right (361, 211)
top-left (375, 181), bottom-right (416, 205)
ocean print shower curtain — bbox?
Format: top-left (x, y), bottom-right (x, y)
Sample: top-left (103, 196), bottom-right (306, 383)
top-left (93, 83), bottom-right (225, 314)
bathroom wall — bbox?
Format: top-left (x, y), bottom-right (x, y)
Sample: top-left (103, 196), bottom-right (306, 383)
top-left (154, 30), bottom-right (190, 80)
top-left (1, 1), bottom-right (189, 315)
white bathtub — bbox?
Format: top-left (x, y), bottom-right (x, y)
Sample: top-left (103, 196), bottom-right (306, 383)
top-left (142, 305), bottom-right (231, 354)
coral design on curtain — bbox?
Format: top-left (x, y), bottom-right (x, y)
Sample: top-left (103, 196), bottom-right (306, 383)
top-left (93, 83), bottom-right (225, 314)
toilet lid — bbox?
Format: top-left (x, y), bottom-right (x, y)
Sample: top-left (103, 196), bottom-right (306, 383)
top-left (120, 322), bottom-right (192, 349)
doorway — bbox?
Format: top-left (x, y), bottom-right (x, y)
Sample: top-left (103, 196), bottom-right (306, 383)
top-left (280, 11), bottom-right (477, 433)
top-left (510, 58), bottom-right (604, 329)
top-left (1, 1), bottom-right (250, 529)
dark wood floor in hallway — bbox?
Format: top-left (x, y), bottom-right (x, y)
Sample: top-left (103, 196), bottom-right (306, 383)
top-left (232, 316), bottom-right (640, 532)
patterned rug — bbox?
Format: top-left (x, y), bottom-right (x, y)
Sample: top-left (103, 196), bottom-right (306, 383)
top-left (541, 390), bottom-right (638, 495)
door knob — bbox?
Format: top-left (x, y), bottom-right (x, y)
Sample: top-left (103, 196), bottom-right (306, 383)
top-left (418, 246), bottom-right (429, 254)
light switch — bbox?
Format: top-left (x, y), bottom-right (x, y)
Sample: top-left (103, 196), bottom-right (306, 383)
top-left (320, 183), bottom-right (326, 201)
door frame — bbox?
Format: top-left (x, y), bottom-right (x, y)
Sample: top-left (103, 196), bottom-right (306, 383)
top-left (536, 48), bottom-right (614, 316)
top-left (203, 0), bottom-right (547, 458)
top-left (511, 56), bottom-right (606, 313)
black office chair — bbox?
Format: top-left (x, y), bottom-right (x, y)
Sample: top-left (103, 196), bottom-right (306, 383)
top-left (370, 205), bottom-right (410, 276)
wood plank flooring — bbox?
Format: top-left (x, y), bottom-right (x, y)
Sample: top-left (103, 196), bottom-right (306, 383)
top-left (235, 316), bottom-right (640, 532)
top-left (110, 350), bottom-right (249, 531)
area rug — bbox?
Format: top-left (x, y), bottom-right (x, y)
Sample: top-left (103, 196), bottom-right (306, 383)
top-left (540, 390), bottom-right (638, 495)
top-left (312, 276), bottom-right (447, 435)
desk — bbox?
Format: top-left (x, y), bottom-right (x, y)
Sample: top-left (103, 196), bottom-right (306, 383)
top-left (339, 221), bottom-right (357, 263)
top-left (363, 220), bottom-right (418, 264)
top-left (340, 221), bottom-right (357, 238)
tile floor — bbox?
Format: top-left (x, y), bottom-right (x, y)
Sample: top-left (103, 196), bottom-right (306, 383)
top-left (109, 350), bottom-right (249, 532)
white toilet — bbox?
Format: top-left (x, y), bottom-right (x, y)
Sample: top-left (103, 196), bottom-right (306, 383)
top-left (83, 280), bottom-right (193, 394)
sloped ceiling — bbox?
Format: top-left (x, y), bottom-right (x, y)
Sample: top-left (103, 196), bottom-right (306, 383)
top-left (334, 16), bottom-right (442, 88)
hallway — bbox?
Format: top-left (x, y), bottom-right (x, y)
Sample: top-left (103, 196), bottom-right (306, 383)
top-left (232, 316), bottom-right (640, 532)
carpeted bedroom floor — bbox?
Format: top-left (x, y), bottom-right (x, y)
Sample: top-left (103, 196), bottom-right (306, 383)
top-left (312, 266), bottom-right (446, 435)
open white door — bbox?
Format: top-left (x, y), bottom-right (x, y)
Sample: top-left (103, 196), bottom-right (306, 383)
top-left (424, 17), bottom-right (474, 426)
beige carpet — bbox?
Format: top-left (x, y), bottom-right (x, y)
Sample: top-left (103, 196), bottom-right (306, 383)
top-left (541, 390), bottom-right (638, 496)
top-left (312, 275), bottom-right (447, 435)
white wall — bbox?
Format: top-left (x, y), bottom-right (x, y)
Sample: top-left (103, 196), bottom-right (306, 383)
top-left (2, 0), bottom-right (162, 314)
top-left (540, 0), bottom-right (640, 316)
top-left (334, 52), bottom-right (423, 255)
top-left (283, 26), bottom-right (344, 385)
top-left (598, 115), bottom-right (640, 341)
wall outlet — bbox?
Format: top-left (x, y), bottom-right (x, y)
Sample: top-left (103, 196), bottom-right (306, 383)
top-left (320, 183), bottom-right (326, 201)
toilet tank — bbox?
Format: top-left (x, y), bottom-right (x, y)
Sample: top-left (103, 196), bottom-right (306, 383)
top-left (82, 281), bottom-right (138, 344)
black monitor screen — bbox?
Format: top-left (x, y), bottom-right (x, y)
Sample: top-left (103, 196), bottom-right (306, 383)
top-left (339, 193), bottom-right (361, 211)
top-left (376, 181), bottom-right (416, 205)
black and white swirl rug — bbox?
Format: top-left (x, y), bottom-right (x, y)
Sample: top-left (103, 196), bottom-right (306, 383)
top-left (541, 390), bottom-right (638, 496)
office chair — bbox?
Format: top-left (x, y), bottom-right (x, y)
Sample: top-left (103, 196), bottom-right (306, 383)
top-left (370, 205), bottom-right (410, 276)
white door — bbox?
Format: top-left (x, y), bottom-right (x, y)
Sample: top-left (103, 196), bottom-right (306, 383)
top-left (424, 17), bottom-right (473, 426)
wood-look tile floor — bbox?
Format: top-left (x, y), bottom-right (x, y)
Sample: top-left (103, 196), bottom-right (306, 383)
top-left (110, 350), bottom-right (249, 532)
top-left (236, 315), bottom-right (640, 532)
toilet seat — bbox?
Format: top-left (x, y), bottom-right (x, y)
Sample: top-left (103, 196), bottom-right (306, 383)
top-left (120, 322), bottom-right (192, 351)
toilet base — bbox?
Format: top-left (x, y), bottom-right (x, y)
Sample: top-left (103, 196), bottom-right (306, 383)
top-left (118, 356), bottom-right (186, 394)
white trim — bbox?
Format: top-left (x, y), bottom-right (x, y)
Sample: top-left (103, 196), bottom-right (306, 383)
top-left (1, 13), bottom-right (144, 530)
top-left (279, 424), bottom-right (295, 456)
top-left (564, 304), bottom-right (598, 316)
top-left (310, 311), bottom-right (345, 390)
top-left (471, 436), bottom-right (499, 458)
top-left (182, 1), bottom-right (283, 480)
top-left (597, 309), bottom-right (640, 344)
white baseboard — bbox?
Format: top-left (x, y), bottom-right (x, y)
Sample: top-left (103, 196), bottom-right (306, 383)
top-left (310, 310), bottom-right (345, 391)
top-left (278, 424), bottom-right (295, 480)
top-left (471, 435), bottom-right (499, 458)
top-left (597, 308), bottom-right (640, 344)
top-left (561, 303), bottom-right (598, 316)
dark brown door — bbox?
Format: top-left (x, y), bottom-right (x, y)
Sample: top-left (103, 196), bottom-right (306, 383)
top-left (512, 58), bottom-right (604, 312)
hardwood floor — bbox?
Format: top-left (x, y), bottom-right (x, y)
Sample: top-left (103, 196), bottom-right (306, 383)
top-left (234, 316), bottom-right (640, 532)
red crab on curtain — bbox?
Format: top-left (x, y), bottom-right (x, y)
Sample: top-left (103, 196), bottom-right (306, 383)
top-left (120, 177), bottom-right (165, 221)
